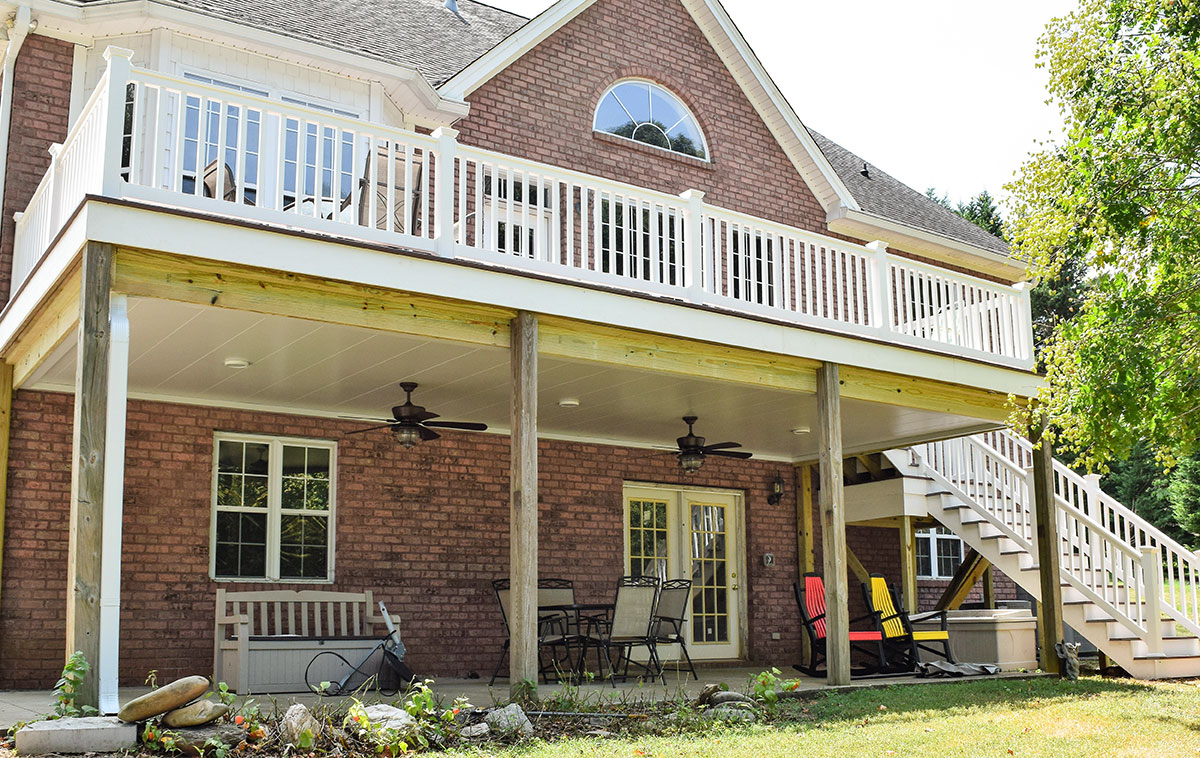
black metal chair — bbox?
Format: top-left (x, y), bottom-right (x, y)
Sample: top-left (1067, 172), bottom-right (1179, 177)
top-left (651, 578), bottom-right (697, 680)
top-left (578, 575), bottom-right (663, 685)
top-left (488, 577), bottom-right (579, 685)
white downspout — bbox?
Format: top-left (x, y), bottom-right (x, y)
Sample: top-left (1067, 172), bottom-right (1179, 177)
top-left (0, 5), bottom-right (34, 244)
top-left (98, 293), bottom-right (129, 715)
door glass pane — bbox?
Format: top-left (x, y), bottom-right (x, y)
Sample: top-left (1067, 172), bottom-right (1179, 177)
top-left (690, 502), bottom-right (728, 644)
top-left (628, 498), bottom-right (669, 580)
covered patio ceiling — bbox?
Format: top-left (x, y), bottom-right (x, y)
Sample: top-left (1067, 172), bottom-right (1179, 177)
top-left (26, 297), bottom-right (1001, 460)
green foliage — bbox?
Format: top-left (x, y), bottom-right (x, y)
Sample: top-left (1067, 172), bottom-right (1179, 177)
top-left (1007, 0), bottom-right (1200, 467)
top-left (141, 722), bottom-right (182, 753)
top-left (1167, 457), bottom-right (1200, 543)
top-left (748, 667), bottom-right (801, 707)
top-left (345, 681), bottom-right (470, 753)
top-left (956, 190), bottom-right (1005, 238)
top-left (53, 651), bottom-right (97, 719)
top-left (202, 736), bottom-right (232, 758)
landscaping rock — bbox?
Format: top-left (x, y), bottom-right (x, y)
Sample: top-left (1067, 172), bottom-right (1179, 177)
top-left (281, 703), bottom-right (323, 745)
top-left (362, 704), bottom-right (416, 732)
top-left (692, 683), bottom-right (722, 707)
top-left (710, 691), bottom-right (755, 706)
top-left (460, 723), bottom-right (490, 739)
top-left (485, 704), bottom-right (534, 736)
top-left (163, 700), bottom-right (228, 728)
top-left (703, 705), bottom-right (757, 723)
top-left (15, 717), bottom-right (137, 754)
top-left (171, 723), bottom-right (246, 756)
top-left (118, 675), bottom-right (210, 722)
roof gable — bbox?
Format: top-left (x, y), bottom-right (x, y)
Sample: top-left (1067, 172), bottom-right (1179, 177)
top-left (438, 0), bottom-right (858, 216)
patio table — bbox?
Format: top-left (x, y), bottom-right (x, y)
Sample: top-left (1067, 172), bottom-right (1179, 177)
top-left (537, 602), bottom-right (614, 678)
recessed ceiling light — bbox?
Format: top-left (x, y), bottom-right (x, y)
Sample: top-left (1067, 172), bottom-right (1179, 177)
top-left (224, 357), bottom-right (251, 369)
top-left (558, 398), bottom-right (581, 408)
top-left (791, 425), bottom-right (811, 435)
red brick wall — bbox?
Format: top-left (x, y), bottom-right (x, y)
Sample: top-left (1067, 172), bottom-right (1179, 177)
top-left (455, 0), bottom-right (827, 236)
top-left (0, 390), bottom-right (911, 688)
top-left (0, 34), bottom-right (74, 305)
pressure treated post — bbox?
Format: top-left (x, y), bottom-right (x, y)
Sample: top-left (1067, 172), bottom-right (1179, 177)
top-left (66, 241), bottom-right (114, 710)
top-left (0, 362), bottom-right (12, 620)
top-left (795, 462), bottom-right (816, 663)
top-left (817, 362), bottom-right (850, 685)
top-left (899, 515), bottom-right (918, 613)
top-left (509, 311), bottom-right (539, 696)
top-left (1030, 421), bottom-right (1064, 676)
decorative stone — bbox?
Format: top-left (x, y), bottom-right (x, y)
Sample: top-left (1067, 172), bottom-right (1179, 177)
top-left (460, 723), bottom-right (490, 739)
top-left (171, 723), bottom-right (246, 756)
top-left (710, 690), bottom-right (755, 706)
top-left (703, 705), bottom-right (757, 723)
top-left (362, 704), bottom-right (416, 732)
top-left (692, 683), bottom-right (722, 706)
top-left (281, 703), bottom-right (323, 745)
top-left (164, 701), bottom-right (229, 728)
top-left (15, 716), bottom-right (138, 754)
top-left (484, 704), bottom-right (533, 737)
top-left (118, 676), bottom-right (211, 722)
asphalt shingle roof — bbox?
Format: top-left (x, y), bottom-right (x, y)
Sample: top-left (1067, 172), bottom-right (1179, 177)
top-left (94, 0), bottom-right (529, 85)
top-left (808, 129), bottom-right (1010, 256)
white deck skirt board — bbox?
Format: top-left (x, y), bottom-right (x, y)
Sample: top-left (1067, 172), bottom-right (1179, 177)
top-left (73, 200), bottom-right (1042, 398)
top-left (26, 298), bottom-right (1003, 462)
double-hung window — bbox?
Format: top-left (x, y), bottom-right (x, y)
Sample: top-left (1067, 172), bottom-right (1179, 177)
top-left (211, 433), bottom-right (336, 582)
top-left (916, 527), bottom-right (963, 580)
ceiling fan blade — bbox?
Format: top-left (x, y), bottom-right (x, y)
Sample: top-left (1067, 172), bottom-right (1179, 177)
top-left (343, 424), bottom-right (395, 436)
top-left (703, 441), bottom-right (743, 452)
top-left (707, 449), bottom-right (752, 459)
top-left (410, 410), bottom-right (439, 422)
top-left (418, 426), bottom-right (441, 441)
top-left (423, 420), bottom-right (488, 431)
top-left (339, 415), bottom-right (397, 423)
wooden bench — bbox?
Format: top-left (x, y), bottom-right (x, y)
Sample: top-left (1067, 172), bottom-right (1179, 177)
top-left (214, 589), bottom-right (399, 694)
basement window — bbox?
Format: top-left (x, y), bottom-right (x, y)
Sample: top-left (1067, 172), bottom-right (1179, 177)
top-left (210, 433), bottom-right (336, 582)
top-left (916, 527), bottom-right (963, 580)
top-left (594, 80), bottom-right (708, 160)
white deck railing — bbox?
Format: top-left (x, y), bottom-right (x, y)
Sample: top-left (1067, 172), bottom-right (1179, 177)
top-left (10, 48), bottom-right (1034, 370)
top-left (920, 429), bottom-right (1200, 654)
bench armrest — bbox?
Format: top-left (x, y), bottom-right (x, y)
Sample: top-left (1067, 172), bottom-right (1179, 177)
top-left (909, 609), bottom-right (948, 629)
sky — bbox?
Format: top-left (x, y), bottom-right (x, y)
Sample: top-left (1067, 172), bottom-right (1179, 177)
top-left (478, 0), bottom-right (1080, 209)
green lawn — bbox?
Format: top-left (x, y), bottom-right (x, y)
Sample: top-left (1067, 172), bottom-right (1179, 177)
top-left (444, 677), bottom-right (1200, 758)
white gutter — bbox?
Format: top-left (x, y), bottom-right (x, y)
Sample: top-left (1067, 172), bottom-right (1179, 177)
top-left (0, 5), bottom-right (34, 255)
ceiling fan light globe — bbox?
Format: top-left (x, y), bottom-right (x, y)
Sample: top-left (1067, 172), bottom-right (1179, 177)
top-left (679, 450), bottom-right (705, 474)
top-left (392, 425), bottom-right (423, 448)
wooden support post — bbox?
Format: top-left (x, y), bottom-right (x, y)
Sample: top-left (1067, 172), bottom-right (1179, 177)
top-left (1030, 421), bottom-right (1065, 676)
top-left (899, 516), bottom-right (918, 613)
top-left (795, 462), bottom-right (816, 663)
top-left (982, 565), bottom-right (996, 609)
top-left (934, 548), bottom-right (990, 610)
top-left (65, 242), bottom-right (114, 710)
top-left (817, 362), bottom-right (850, 686)
top-left (509, 311), bottom-right (539, 696)
top-left (0, 362), bottom-right (12, 619)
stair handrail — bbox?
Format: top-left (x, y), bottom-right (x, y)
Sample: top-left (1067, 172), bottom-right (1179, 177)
top-left (991, 430), bottom-right (1200, 638)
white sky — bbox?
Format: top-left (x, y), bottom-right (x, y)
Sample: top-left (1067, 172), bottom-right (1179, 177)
top-left (478, 0), bottom-right (1079, 208)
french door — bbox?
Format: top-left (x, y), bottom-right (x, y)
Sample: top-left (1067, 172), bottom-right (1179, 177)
top-left (623, 484), bottom-right (744, 660)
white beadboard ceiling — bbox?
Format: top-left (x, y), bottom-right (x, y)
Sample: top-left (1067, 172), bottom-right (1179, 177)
top-left (27, 298), bottom-right (999, 460)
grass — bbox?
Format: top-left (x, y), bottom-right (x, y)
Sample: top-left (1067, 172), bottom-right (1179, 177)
top-left (443, 676), bottom-right (1200, 758)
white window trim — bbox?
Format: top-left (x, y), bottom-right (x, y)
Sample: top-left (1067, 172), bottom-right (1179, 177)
top-left (209, 432), bottom-right (338, 584)
top-left (593, 78), bottom-right (710, 162)
top-left (916, 528), bottom-right (963, 581)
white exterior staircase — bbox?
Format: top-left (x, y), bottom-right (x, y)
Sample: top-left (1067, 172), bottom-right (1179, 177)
top-left (896, 430), bottom-right (1200, 679)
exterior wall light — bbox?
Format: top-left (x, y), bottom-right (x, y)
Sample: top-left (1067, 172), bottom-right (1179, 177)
top-left (767, 473), bottom-right (785, 505)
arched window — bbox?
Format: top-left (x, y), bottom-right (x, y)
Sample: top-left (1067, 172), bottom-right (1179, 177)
top-left (593, 80), bottom-right (708, 160)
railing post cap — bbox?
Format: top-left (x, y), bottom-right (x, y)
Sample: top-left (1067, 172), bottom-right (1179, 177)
top-left (1012, 280), bottom-right (1032, 292)
top-left (102, 46), bottom-right (135, 62)
top-left (679, 188), bottom-right (705, 201)
top-left (47, 142), bottom-right (62, 157)
top-left (1083, 472), bottom-right (1103, 486)
top-left (865, 240), bottom-right (890, 253)
top-left (1141, 545), bottom-right (1159, 557)
top-left (431, 126), bottom-right (459, 140)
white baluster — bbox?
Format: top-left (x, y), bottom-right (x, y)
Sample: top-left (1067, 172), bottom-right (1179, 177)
top-left (680, 189), bottom-right (705, 301)
top-left (432, 126), bottom-right (459, 258)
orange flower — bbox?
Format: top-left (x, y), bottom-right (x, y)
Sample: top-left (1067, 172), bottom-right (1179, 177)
top-left (452, 708), bottom-right (461, 715)
top-left (235, 715), bottom-right (245, 726)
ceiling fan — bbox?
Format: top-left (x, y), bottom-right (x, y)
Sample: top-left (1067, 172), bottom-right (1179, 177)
top-left (668, 416), bottom-right (751, 473)
top-left (343, 382), bottom-right (488, 448)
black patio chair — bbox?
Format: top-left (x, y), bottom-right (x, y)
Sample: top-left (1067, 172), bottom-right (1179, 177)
top-left (651, 578), bottom-right (697, 680)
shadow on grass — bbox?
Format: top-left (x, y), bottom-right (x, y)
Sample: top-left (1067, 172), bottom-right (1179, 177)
top-left (775, 676), bottom-right (1157, 727)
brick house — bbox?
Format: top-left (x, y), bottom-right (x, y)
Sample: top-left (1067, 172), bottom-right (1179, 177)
top-left (0, 0), bottom-right (1196, 710)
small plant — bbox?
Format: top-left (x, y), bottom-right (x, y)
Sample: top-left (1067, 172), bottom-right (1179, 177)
top-left (52, 651), bottom-right (98, 719)
top-left (749, 667), bottom-right (801, 707)
top-left (145, 669), bottom-right (159, 689)
top-left (212, 681), bottom-right (237, 708)
top-left (142, 722), bottom-right (182, 753)
top-left (203, 737), bottom-right (232, 758)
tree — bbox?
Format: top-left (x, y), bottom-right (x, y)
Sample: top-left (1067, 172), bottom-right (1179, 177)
top-left (957, 191), bottom-right (1005, 238)
top-left (1103, 442), bottom-right (1193, 545)
top-left (1006, 0), bottom-right (1200, 469)
top-left (1167, 457), bottom-right (1200, 545)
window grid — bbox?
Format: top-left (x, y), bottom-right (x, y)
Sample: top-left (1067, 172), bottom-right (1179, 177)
top-left (628, 499), bottom-right (669, 580)
top-left (916, 527), bottom-right (964, 580)
top-left (690, 502), bottom-right (729, 644)
top-left (212, 434), bottom-right (336, 582)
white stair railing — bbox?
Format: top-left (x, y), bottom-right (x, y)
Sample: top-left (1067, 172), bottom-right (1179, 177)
top-left (919, 433), bottom-right (1170, 648)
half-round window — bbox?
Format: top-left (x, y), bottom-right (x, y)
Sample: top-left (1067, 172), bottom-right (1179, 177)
top-left (594, 80), bottom-right (708, 161)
